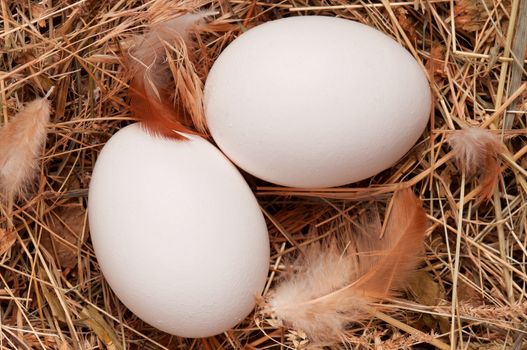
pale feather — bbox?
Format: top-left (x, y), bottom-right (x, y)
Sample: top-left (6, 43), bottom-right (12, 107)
top-left (0, 98), bottom-right (51, 200)
top-left (448, 127), bottom-right (503, 201)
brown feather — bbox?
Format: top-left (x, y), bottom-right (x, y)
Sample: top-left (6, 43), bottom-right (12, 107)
top-left (448, 128), bottom-right (503, 201)
top-left (127, 12), bottom-right (209, 139)
top-left (353, 189), bottom-right (427, 297)
top-left (0, 97), bottom-right (51, 200)
top-left (128, 74), bottom-right (191, 139)
top-left (263, 188), bottom-right (427, 344)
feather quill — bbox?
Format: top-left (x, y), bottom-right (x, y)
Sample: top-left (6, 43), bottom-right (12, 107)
top-left (263, 188), bottom-right (427, 344)
top-left (0, 97), bottom-right (51, 200)
top-left (127, 12), bottom-right (209, 139)
top-left (448, 128), bottom-right (503, 201)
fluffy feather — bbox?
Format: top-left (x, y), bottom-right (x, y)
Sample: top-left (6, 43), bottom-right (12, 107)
top-left (263, 188), bottom-right (427, 344)
top-left (448, 128), bottom-right (503, 201)
top-left (127, 12), bottom-right (209, 139)
top-left (0, 97), bottom-right (51, 200)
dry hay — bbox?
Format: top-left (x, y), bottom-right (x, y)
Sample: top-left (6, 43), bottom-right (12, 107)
top-left (1, 0), bottom-right (526, 349)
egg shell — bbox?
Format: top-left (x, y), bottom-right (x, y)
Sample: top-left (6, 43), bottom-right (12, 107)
top-left (88, 124), bottom-right (270, 338)
top-left (204, 16), bottom-right (431, 188)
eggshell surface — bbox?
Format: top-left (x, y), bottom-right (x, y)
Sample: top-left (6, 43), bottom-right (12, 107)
top-left (88, 124), bottom-right (270, 338)
top-left (204, 16), bottom-right (431, 188)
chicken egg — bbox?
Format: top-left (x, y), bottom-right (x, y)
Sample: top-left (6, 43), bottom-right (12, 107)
top-left (88, 124), bottom-right (270, 337)
top-left (204, 16), bottom-right (431, 187)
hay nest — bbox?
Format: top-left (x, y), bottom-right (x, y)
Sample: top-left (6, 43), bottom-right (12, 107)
top-left (1, 0), bottom-right (526, 349)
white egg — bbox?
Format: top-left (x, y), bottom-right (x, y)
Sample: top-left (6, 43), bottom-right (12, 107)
top-left (88, 124), bottom-right (270, 338)
top-left (204, 16), bottom-right (431, 188)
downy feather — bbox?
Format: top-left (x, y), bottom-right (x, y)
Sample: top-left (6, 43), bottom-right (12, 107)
top-left (448, 128), bottom-right (503, 201)
top-left (0, 97), bottom-right (51, 200)
top-left (264, 188), bottom-right (427, 344)
top-left (127, 12), bottom-right (209, 139)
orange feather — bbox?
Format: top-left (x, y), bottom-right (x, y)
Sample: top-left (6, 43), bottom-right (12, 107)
top-left (128, 73), bottom-right (192, 139)
top-left (126, 13), bottom-right (209, 139)
top-left (263, 188), bottom-right (427, 344)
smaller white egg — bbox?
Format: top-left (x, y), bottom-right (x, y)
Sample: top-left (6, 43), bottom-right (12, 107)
top-left (88, 124), bottom-right (270, 337)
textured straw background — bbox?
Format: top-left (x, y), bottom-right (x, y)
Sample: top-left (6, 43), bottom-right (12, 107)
top-left (0, 0), bottom-right (526, 349)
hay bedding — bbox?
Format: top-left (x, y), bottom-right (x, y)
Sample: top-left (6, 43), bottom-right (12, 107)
top-left (0, 0), bottom-right (526, 349)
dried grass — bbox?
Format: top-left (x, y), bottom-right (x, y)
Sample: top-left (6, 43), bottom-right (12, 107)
top-left (1, 0), bottom-right (526, 349)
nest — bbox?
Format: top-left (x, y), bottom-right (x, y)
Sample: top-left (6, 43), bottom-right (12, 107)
top-left (0, 0), bottom-right (526, 349)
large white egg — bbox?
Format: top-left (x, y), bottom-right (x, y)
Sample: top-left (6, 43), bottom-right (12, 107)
top-left (88, 124), bottom-right (270, 337)
top-left (204, 16), bottom-right (431, 188)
